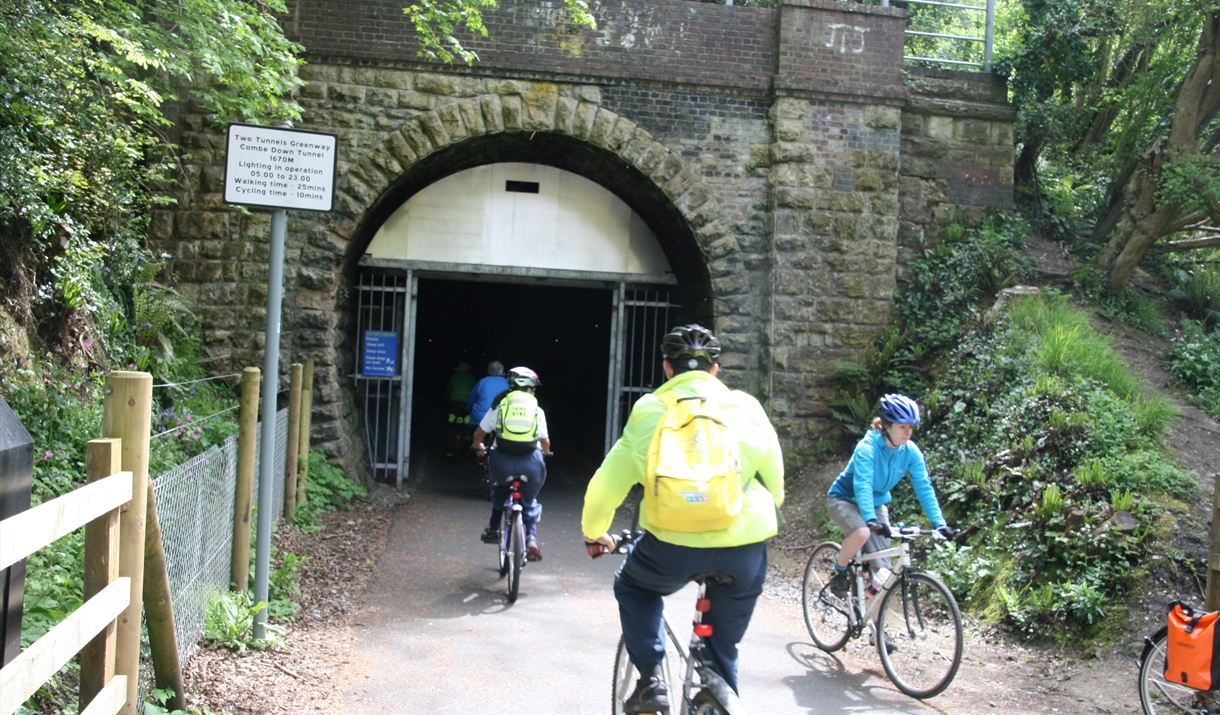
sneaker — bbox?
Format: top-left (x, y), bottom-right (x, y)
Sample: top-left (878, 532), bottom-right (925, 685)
top-left (623, 665), bottom-right (669, 714)
top-left (480, 527), bottom-right (500, 544)
top-left (527, 536), bottom-right (542, 561)
top-left (828, 569), bottom-right (849, 598)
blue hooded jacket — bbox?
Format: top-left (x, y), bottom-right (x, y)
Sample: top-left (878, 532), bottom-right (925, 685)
top-left (827, 428), bottom-right (946, 528)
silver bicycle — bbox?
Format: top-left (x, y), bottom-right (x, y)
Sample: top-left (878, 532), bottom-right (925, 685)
top-left (801, 526), bottom-right (964, 699)
top-left (608, 531), bottom-right (746, 715)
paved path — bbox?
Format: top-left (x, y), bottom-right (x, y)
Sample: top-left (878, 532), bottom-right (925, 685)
top-left (336, 451), bottom-right (941, 714)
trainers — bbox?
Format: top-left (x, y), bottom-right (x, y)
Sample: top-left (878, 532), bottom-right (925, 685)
top-left (480, 527), bottom-right (500, 544)
top-left (623, 665), bottom-right (669, 714)
top-left (828, 569), bottom-right (849, 598)
top-left (527, 536), bottom-right (542, 561)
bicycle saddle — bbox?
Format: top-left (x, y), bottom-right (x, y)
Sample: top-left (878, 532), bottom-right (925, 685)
top-left (691, 571), bottom-right (734, 587)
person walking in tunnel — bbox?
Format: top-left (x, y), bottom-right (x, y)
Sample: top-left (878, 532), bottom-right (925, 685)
top-left (581, 324), bottom-right (785, 712)
top-left (443, 361), bottom-right (476, 457)
top-left (472, 366), bottom-right (550, 561)
top-left (466, 360), bottom-right (510, 427)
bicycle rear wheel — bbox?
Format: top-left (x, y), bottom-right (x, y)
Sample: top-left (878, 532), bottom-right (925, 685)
top-left (876, 572), bottom-right (963, 699)
top-left (1140, 631), bottom-right (1216, 713)
top-left (506, 513), bottom-right (524, 602)
top-left (691, 688), bottom-right (730, 714)
top-left (802, 541), bottom-right (851, 652)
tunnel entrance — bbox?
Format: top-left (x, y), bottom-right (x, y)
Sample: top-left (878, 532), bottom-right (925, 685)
top-left (354, 271), bottom-right (681, 485)
top-left (349, 161), bottom-right (696, 485)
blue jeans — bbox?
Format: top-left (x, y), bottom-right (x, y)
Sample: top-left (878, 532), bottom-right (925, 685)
top-left (487, 449), bottom-right (546, 538)
top-left (614, 533), bottom-right (768, 694)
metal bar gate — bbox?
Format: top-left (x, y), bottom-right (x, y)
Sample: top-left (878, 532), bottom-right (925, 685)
top-left (604, 284), bottom-right (679, 451)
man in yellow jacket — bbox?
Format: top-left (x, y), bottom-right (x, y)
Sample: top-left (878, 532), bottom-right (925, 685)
top-left (582, 324), bottom-right (784, 713)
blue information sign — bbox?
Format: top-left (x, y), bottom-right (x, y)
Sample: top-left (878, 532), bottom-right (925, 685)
top-left (362, 331), bottom-right (398, 376)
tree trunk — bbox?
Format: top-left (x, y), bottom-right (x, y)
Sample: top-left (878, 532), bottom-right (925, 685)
top-left (1099, 12), bottom-right (1220, 291)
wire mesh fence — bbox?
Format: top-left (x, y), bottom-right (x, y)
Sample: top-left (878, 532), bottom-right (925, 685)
top-left (150, 407), bottom-right (289, 667)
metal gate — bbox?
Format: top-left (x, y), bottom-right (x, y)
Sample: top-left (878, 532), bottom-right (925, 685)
top-left (604, 285), bottom-right (679, 451)
top-left (353, 271), bottom-right (417, 486)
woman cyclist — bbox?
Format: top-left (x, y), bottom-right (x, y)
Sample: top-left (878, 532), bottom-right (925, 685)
top-left (826, 394), bottom-right (954, 607)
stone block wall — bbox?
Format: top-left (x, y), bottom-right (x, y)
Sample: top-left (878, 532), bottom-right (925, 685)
top-left (898, 67), bottom-right (1016, 266)
top-left (156, 0), bottom-right (1015, 473)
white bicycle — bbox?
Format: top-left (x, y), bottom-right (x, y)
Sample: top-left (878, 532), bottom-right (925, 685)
top-left (801, 525), bottom-right (964, 699)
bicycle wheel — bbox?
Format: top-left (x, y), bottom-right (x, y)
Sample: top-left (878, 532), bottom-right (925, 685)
top-left (1140, 631), bottom-right (1216, 713)
top-left (497, 530), bottom-right (509, 577)
top-left (691, 688), bottom-right (730, 715)
top-left (507, 513), bottom-right (524, 602)
top-left (611, 636), bottom-right (636, 715)
top-left (802, 541), bottom-right (851, 652)
top-left (876, 572), bottom-right (963, 699)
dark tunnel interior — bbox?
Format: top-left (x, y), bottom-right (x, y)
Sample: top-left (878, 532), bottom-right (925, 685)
top-left (408, 278), bottom-right (615, 474)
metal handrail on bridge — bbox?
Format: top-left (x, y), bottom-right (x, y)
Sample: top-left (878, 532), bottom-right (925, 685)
top-left (882, 0), bottom-right (996, 72)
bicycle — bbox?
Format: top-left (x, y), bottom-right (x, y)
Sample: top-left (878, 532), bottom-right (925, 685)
top-left (801, 525), bottom-right (964, 699)
top-left (496, 471), bottom-right (529, 602)
top-left (1138, 614), bottom-right (1219, 714)
top-left (607, 530), bottom-right (746, 715)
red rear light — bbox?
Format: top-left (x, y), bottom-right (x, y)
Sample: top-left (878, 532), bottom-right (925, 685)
top-left (512, 492), bottom-right (522, 499)
top-left (694, 624), bottom-right (713, 637)
top-left (696, 598), bottom-right (711, 613)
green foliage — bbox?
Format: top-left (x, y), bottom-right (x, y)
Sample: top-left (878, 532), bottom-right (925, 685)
top-left (896, 292), bottom-right (1192, 639)
top-left (0, 0), bottom-right (302, 357)
top-left (1097, 287), bottom-right (1167, 336)
top-left (404, 0), bottom-right (595, 65)
top-left (202, 590), bottom-right (285, 653)
top-left (292, 451), bottom-right (367, 531)
top-left (899, 215), bottom-right (1035, 351)
top-left (144, 687), bottom-right (234, 715)
top-left (1168, 265), bottom-right (1220, 329)
top-left (267, 549), bottom-right (307, 622)
top-left (1168, 319), bottom-right (1220, 420)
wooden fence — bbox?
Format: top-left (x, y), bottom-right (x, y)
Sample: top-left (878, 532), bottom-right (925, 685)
top-left (0, 361), bottom-right (316, 715)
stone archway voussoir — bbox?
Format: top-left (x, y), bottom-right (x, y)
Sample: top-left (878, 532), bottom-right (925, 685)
top-left (418, 112), bottom-right (450, 148)
top-left (457, 98), bottom-right (487, 136)
top-left (435, 103), bottom-right (468, 143)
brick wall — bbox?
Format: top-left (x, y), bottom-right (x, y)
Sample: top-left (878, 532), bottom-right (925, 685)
top-left (289, 0), bottom-right (777, 91)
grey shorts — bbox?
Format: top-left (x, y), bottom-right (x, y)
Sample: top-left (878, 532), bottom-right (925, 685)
top-left (826, 497), bottom-right (892, 571)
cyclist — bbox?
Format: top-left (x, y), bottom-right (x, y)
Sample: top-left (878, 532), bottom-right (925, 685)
top-left (826, 394), bottom-right (954, 603)
top-left (444, 361), bottom-right (476, 457)
top-left (473, 366), bottom-right (550, 561)
top-left (466, 360), bottom-right (509, 427)
top-left (582, 324), bottom-right (784, 713)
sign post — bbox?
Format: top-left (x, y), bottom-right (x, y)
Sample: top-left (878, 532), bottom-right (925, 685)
top-left (224, 123), bottom-right (337, 639)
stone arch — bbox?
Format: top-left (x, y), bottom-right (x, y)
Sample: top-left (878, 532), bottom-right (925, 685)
top-left (328, 93), bottom-right (747, 323)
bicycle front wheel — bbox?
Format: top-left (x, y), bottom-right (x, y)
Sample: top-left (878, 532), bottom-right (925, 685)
top-left (691, 688), bottom-right (731, 714)
top-left (1140, 631), bottom-right (1216, 713)
top-left (802, 541), bottom-right (851, 652)
top-left (611, 637), bottom-right (636, 715)
top-left (507, 513), bottom-right (524, 602)
top-left (877, 572), bottom-right (963, 699)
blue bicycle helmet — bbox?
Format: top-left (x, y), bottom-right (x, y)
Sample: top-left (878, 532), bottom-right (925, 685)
top-left (879, 393), bottom-right (921, 424)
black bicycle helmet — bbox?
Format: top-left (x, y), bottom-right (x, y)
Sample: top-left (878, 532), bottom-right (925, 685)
top-left (879, 393), bottom-right (921, 425)
top-left (507, 366), bottom-right (540, 389)
top-left (659, 324), bottom-right (721, 364)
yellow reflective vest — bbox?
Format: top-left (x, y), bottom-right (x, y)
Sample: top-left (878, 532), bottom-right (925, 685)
top-left (581, 370), bottom-right (785, 548)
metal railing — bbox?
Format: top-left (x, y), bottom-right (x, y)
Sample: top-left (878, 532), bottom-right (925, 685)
top-left (882, 0), bottom-right (995, 71)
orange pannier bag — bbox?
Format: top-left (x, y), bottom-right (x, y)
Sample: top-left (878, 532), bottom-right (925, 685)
top-left (1165, 601), bottom-right (1220, 690)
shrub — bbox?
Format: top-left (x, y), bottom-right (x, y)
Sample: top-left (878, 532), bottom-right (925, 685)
top-left (1169, 319), bottom-right (1220, 420)
top-left (1169, 265), bottom-right (1220, 328)
top-left (292, 451), bottom-right (367, 532)
top-left (202, 590), bottom-right (285, 653)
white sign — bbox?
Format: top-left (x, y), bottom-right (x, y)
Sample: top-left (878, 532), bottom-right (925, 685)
top-left (224, 123), bottom-right (338, 212)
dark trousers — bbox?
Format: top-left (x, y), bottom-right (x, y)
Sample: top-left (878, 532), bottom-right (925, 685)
top-left (487, 449), bottom-right (546, 538)
top-left (614, 533), bottom-right (768, 694)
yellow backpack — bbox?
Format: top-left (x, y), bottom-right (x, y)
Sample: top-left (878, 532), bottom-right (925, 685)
top-left (644, 391), bottom-right (744, 533)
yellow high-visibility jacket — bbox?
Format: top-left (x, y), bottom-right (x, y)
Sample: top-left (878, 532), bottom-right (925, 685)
top-left (582, 370), bottom-right (785, 548)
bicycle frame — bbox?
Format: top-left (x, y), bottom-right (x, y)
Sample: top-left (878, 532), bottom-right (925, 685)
top-left (846, 538), bottom-right (914, 634)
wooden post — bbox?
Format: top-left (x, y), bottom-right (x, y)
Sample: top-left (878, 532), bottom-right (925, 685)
top-left (80, 438), bottom-right (122, 711)
top-left (143, 481), bottom-right (184, 709)
top-left (232, 367), bottom-right (260, 592)
top-left (297, 359), bottom-right (314, 506)
top-left (102, 371), bottom-right (152, 715)
top-left (284, 363), bottom-right (303, 522)
top-left (1207, 471), bottom-right (1220, 611)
